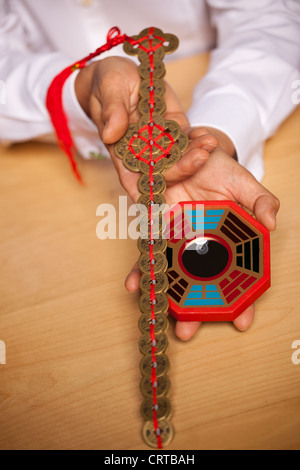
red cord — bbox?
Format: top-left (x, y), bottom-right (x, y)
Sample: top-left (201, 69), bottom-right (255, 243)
top-left (47, 27), bottom-right (174, 448)
top-left (127, 27), bottom-right (176, 449)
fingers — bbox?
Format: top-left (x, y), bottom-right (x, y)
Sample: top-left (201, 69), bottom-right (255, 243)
top-left (164, 147), bottom-right (210, 185)
top-left (175, 304), bottom-right (255, 340)
top-left (89, 57), bottom-right (140, 145)
top-left (89, 89), bottom-right (131, 145)
top-left (99, 76), bottom-right (133, 144)
top-left (233, 304), bottom-right (255, 331)
top-left (125, 261), bottom-right (140, 292)
top-left (164, 132), bottom-right (218, 185)
top-left (210, 149), bottom-right (280, 231)
top-left (253, 193), bottom-right (280, 231)
top-left (188, 134), bottom-right (218, 152)
top-left (175, 321), bottom-right (202, 341)
top-left (234, 168), bottom-right (280, 231)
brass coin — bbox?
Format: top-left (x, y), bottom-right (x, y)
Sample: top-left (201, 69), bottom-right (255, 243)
top-left (140, 353), bottom-right (170, 377)
top-left (138, 114), bottom-right (165, 129)
top-left (139, 331), bottom-right (168, 356)
top-left (138, 96), bottom-right (166, 117)
top-left (137, 193), bottom-right (166, 210)
top-left (139, 213), bottom-right (166, 240)
top-left (142, 419), bottom-right (174, 448)
top-left (163, 144), bottom-right (182, 169)
top-left (175, 132), bottom-right (189, 152)
top-left (140, 272), bottom-right (169, 294)
top-left (140, 374), bottom-right (171, 399)
top-left (138, 46), bottom-right (165, 63)
top-left (139, 252), bottom-right (168, 274)
top-left (139, 61), bottom-right (166, 80)
top-left (114, 139), bottom-right (130, 159)
top-left (138, 313), bottom-right (169, 334)
top-left (141, 397), bottom-right (172, 421)
top-left (139, 292), bottom-right (169, 315)
top-left (138, 173), bottom-right (166, 195)
top-left (139, 79), bottom-right (166, 98)
top-left (164, 120), bottom-right (181, 140)
top-left (138, 27), bottom-right (165, 43)
top-left (123, 36), bottom-right (140, 56)
top-left (137, 200), bottom-right (167, 220)
top-left (121, 123), bottom-right (140, 142)
top-left (138, 158), bottom-right (166, 174)
top-left (135, 125), bottom-right (166, 158)
top-left (114, 124), bottom-right (140, 158)
top-left (135, 141), bottom-right (166, 160)
top-left (137, 237), bottom-right (167, 255)
top-left (122, 151), bottom-right (140, 172)
top-left (138, 124), bottom-right (166, 141)
top-left (162, 33), bottom-right (179, 54)
top-left (137, 36), bottom-right (164, 52)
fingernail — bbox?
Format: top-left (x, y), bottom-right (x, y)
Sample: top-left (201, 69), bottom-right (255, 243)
top-left (193, 153), bottom-right (208, 168)
top-left (268, 210), bottom-right (277, 230)
top-left (193, 158), bottom-right (203, 168)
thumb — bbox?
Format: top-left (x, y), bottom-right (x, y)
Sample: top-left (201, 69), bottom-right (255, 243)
top-left (94, 57), bottom-right (140, 144)
top-left (100, 79), bottom-right (131, 145)
top-left (219, 151), bottom-right (280, 230)
top-left (253, 192), bottom-right (280, 231)
top-left (125, 261), bottom-right (140, 292)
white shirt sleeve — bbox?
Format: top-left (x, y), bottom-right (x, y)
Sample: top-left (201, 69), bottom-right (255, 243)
top-left (0, 0), bottom-right (106, 159)
top-left (187, 0), bottom-right (300, 181)
top-left (0, 0), bottom-right (108, 158)
top-left (0, 1), bottom-right (72, 142)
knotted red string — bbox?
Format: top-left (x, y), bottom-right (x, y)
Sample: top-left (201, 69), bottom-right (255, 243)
top-left (47, 26), bottom-right (171, 449)
top-left (46, 27), bottom-right (135, 183)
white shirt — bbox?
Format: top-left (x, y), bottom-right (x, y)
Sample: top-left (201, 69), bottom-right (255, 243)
top-left (0, 0), bottom-right (299, 181)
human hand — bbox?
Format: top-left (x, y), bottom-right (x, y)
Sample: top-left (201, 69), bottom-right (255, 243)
top-left (75, 56), bottom-right (219, 200)
top-left (125, 147), bottom-right (280, 341)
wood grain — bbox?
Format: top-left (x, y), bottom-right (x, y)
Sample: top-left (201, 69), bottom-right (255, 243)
top-left (0, 53), bottom-right (299, 450)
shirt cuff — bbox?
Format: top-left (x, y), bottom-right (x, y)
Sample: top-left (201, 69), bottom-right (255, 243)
top-left (62, 70), bottom-right (109, 159)
top-left (187, 88), bottom-right (265, 181)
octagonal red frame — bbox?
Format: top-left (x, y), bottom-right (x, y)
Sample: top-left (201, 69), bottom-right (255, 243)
top-left (167, 201), bottom-right (271, 322)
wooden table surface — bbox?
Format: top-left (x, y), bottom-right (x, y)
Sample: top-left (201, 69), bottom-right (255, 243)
top-left (0, 54), bottom-right (299, 451)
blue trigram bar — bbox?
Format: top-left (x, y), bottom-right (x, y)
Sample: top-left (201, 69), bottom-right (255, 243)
top-left (206, 210), bottom-right (225, 216)
top-left (184, 299), bottom-right (224, 306)
top-left (186, 209), bottom-right (224, 231)
top-left (185, 284), bottom-right (224, 307)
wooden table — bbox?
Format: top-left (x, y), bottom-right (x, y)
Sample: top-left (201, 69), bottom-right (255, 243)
top-left (0, 54), bottom-right (299, 451)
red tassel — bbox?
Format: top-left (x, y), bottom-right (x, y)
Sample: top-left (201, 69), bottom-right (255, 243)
top-left (46, 65), bottom-right (84, 183)
top-left (46, 27), bottom-right (135, 183)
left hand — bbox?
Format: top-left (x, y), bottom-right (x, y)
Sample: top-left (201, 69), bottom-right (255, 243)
top-left (125, 147), bottom-right (280, 341)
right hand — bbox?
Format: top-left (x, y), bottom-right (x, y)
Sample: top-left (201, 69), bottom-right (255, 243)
top-left (75, 56), bottom-right (218, 201)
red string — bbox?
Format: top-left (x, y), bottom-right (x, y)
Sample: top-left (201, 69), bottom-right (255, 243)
top-left (47, 26), bottom-right (174, 449)
top-left (46, 27), bottom-right (136, 183)
top-left (126, 26), bottom-right (178, 450)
